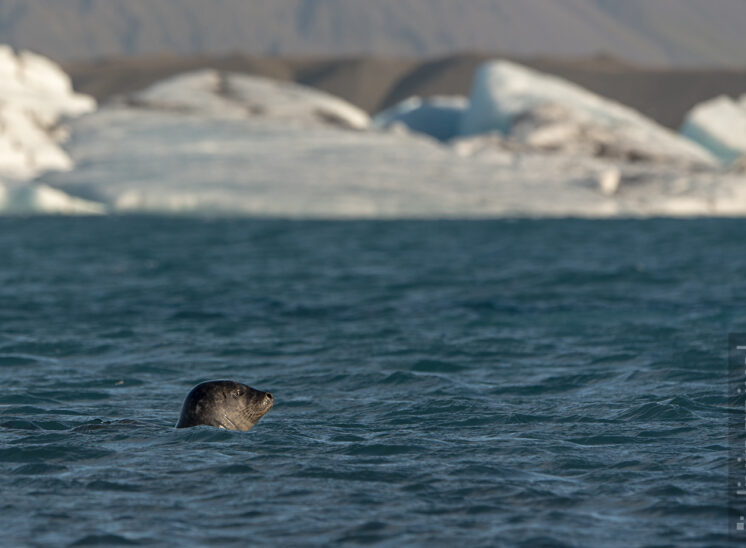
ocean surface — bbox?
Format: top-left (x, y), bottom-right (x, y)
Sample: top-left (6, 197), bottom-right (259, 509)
top-left (1, 217), bottom-right (743, 547)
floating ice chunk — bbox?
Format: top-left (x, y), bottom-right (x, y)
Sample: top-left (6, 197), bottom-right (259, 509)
top-left (372, 96), bottom-right (468, 141)
top-left (680, 94), bottom-right (746, 164)
top-left (0, 180), bottom-right (105, 214)
top-left (131, 70), bottom-right (370, 129)
top-left (0, 45), bottom-right (96, 180)
top-left (460, 60), bottom-right (716, 167)
top-left (0, 45), bottom-right (95, 125)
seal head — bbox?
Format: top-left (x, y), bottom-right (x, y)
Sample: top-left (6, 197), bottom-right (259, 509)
top-left (176, 380), bottom-right (273, 431)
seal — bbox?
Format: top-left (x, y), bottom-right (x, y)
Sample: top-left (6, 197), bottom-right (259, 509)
top-left (176, 380), bottom-right (273, 431)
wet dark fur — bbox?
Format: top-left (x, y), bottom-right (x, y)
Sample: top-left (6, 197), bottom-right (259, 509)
top-left (176, 380), bottom-right (273, 431)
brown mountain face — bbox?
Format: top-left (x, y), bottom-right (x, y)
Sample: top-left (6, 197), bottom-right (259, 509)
top-left (0, 0), bottom-right (745, 67)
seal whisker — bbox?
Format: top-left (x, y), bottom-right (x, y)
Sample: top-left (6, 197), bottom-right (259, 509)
top-left (222, 413), bottom-right (238, 429)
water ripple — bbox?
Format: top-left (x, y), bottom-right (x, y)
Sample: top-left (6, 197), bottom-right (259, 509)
top-left (0, 218), bottom-right (741, 546)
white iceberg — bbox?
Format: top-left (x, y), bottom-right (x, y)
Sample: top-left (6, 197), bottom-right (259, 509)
top-left (680, 94), bottom-right (746, 164)
top-left (131, 70), bottom-right (370, 130)
top-left (10, 60), bottom-right (743, 218)
top-left (37, 100), bottom-right (746, 218)
top-left (372, 96), bottom-right (468, 141)
top-left (460, 60), bottom-right (716, 167)
top-left (0, 106), bottom-right (74, 178)
top-left (0, 45), bottom-right (96, 181)
top-left (0, 46), bottom-right (94, 125)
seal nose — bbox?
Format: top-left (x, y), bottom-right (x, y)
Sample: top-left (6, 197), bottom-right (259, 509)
top-left (265, 392), bottom-right (273, 402)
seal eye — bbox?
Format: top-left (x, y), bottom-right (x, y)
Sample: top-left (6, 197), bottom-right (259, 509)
top-left (233, 389), bottom-right (243, 398)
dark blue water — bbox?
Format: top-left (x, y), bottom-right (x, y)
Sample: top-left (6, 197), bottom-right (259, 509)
top-left (1, 218), bottom-right (744, 547)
